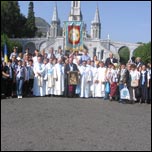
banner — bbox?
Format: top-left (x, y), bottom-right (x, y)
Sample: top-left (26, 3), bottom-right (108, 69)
top-left (65, 21), bottom-right (83, 52)
top-left (4, 43), bottom-right (8, 63)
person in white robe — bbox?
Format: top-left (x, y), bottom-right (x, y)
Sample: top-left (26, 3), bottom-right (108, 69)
top-left (54, 58), bottom-right (64, 96)
top-left (90, 61), bottom-right (98, 98)
top-left (33, 56), bottom-right (45, 96)
top-left (96, 61), bottom-right (107, 97)
top-left (43, 58), bottom-right (48, 96)
top-left (87, 60), bottom-right (93, 97)
top-left (45, 58), bottom-right (55, 96)
top-left (32, 49), bottom-right (39, 65)
top-left (80, 61), bottom-right (92, 98)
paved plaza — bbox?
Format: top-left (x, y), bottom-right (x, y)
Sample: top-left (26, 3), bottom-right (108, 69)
top-left (1, 97), bottom-right (151, 151)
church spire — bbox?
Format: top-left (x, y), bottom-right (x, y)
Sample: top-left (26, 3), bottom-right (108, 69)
top-left (52, 3), bottom-right (59, 22)
top-left (93, 6), bottom-right (100, 23)
top-left (91, 5), bottom-right (101, 39)
top-left (49, 3), bottom-right (61, 37)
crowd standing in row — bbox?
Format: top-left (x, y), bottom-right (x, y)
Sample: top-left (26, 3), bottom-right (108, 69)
top-left (1, 46), bottom-right (151, 104)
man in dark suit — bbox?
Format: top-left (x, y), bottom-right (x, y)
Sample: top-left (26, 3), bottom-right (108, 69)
top-left (64, 57), bottom-right (79, 97)
top-left (7, 59), bottom-right (14, 98)
top-left (105, 52), bottom-right (118, 67)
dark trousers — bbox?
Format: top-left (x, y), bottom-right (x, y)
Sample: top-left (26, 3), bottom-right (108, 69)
top-left (28, 79), bottom-right (34, 95)
top-left (6, 78), bottom-right (13, 97)
top-left (23, 80), bottom-right (29, 96)
top-left (148, 80), bottom-right (151, 103)
top-left (1, 78), bottom-right (8, 96)
top-left (64, 77), bottom-right (68, 97)
top-left (141, 85), bottom-right (148, 101)
top-left (12, 81), bottom-right (16, 96)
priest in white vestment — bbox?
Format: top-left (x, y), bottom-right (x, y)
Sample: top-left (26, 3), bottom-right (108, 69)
top-left (45, 58), bottom-right (55, 96)
top-left (54, 58), bottom-right (64, 96)
top-left (42, 58), bottom-right (48, 96)
top-left (80, 61), bottom-right (92, 98)
top-left (90, 61), bottom-right (98, 98)
top-left (33, 56), bottom-right (45, 96)
top-left (96, 61), bottom-right (107, 97)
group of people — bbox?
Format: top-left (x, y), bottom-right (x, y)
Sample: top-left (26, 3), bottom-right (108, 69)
top-left (1, 46), bottom-right (151, 104)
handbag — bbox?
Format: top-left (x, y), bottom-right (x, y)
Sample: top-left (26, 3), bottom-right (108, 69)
top-left (120, 87), bottom-right (130, 100)
top-left (131, 79), bottom-right (138, 87)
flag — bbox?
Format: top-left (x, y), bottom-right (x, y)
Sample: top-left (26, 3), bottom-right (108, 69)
top-left (4, 43), bottom-right (8, 63)
top-left (65, 21), bottom-right (83, 52)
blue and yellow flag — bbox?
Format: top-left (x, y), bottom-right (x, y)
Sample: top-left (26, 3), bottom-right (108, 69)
top-left (65, 21), bottom-right (83, 52)
top-left (4, 43), bottom-right (8, 63)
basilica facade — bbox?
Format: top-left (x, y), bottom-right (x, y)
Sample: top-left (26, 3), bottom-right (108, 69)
top-left (12, 1), bottom-right (140, 61)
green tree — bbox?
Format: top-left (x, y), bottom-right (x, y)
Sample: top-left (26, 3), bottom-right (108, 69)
top-left (1, 1), bottom-right (27, 38)
top-left (1, 34), bottom-right (13, 56)
top-left (1, 34), bottom-right (22, 56)
top-left (25, 1), bottom-right (37, 37)
top-left (36, 31), bottom-right (43, 37)
top-left (16, 14), bottom-right (27, 38)
top-left (133, 42), bottom-right (151, 64)
top-left (118, 47), bottom-right (130, 64)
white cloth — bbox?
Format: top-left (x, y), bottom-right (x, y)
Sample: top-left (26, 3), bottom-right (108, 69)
top-left (9, 52), bottom-right (18, 59)
top-left (90, 66), bottom-right (98, 97)
top-left (130, 70), bottom-right (140, 81)
top-left (54, 63), bottom-right (64, 95)
top-left (16, 66), bottom-right (25, 79)
top-left (45, 63), bottom-right (55, 95)
top-left (106, 68), bottom-right (118, 83)
top-left (32, 56), bottom-right (38, 65)
top-left (80, 65), bottom-right (92, 98)
top-left (95, 67), bottom-right (107, 97)
top-left (33, 63), bottom-right (45, 96)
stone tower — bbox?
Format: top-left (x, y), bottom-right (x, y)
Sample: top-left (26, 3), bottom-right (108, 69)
top-left (49, 3), bottom-right (61, 37)
top-left (69, 1), bottom-right (83, 21)
top-left (91, 6), bottom-right (101, 39)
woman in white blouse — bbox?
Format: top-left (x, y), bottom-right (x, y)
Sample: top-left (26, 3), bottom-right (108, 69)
top-left (129, 64), bottom-right (140, 103)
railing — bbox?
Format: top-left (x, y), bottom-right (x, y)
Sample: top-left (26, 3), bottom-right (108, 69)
top-left (10, 38), bottom-right (47, 41)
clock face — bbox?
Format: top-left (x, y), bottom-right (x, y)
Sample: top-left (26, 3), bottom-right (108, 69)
top-left (68, 26), bottom-right (80, 45)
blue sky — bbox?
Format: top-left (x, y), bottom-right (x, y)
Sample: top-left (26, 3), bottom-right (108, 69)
top-left (18, 1), bottom-right (151, 43)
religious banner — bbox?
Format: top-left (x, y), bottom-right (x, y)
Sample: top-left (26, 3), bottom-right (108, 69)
top-left (65, 21), bottom-right (83, 52)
